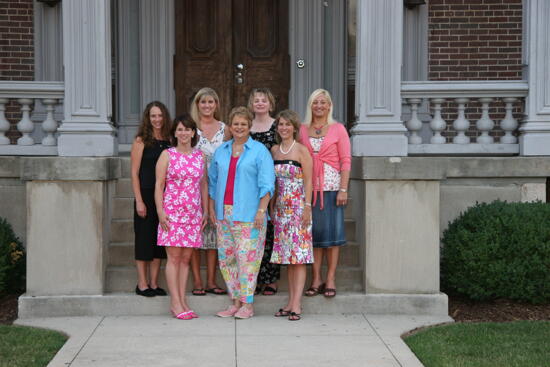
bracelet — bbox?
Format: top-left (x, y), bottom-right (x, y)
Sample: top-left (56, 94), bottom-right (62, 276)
top-left (257, 208), bottom-right (266, 213)
top-left (339, 188), bottom-right (347, 193)
top-left (305, 203), bottom-right (312, 207)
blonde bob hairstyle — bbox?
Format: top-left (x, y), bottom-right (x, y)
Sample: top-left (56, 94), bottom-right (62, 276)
top-left (190, 87), bottom-right (221, 128)
top-left (247, 88), bottom-right (276, 115)
top-left (303, 88), bottom-right (334, 126)
top-left (274, 109), bottom-right (301, 143)
top-left (228, 106), bottom-right (254, 129)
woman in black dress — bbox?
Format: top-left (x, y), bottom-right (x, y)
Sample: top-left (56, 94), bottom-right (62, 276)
top-left (248, 88), bottom-right (280, 295)
top-left (130, 101), bottom-right (172, 297)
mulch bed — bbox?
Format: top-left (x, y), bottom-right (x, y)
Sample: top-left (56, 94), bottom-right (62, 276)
top-left (0, 293), bottom-right (20, 325)
top-left (1, 293), bottom-right (549, 325)
top-left (449, 296), bottom-right (550, 323)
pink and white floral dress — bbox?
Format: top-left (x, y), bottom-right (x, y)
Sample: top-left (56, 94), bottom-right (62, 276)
top-left (157, 147), bottom-right (204, 248)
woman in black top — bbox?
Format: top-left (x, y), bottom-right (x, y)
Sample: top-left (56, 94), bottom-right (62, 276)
top-left (248, 88), bottom-right (280, 295)
top-left (130, 101), bottom-right (172, 297)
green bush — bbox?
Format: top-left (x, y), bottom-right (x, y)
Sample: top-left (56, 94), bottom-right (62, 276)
top-left (441, 200), bottom-right (550, 304)
top-left (0, 217), bottom-right (25, 295)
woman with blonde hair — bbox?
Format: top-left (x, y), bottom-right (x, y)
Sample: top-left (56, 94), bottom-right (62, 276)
top-left (299, 89), bottom-right (351, 298)
top-left (248, 87), bottom-right (280, 296)
top-left (189, 87), bottom-right (229, 296)
top-left (209, 106), bottom-right (275, 319)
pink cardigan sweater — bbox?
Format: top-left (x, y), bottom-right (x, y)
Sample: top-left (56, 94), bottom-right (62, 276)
top-left (299, 122), bottom-right (351, 208)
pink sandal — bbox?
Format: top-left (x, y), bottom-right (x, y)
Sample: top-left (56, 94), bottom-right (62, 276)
top-left (175, 311), bottom-right (194, 320)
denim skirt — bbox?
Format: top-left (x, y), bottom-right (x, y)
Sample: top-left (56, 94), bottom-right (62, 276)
top-left (312, 191), bottom-right (346, 248)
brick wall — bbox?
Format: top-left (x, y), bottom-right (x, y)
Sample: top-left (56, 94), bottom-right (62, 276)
top-left (428, 0), bottom-right (523, 81)
top-left (0, 0), bottom-right (34, 142)
top-left (428, 0), bottom-right (523, 142)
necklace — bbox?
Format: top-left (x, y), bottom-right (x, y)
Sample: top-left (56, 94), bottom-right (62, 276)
top-left (232, 144), bottom-right (244, 157)
top-left (313, 123), bottom-right (327, 135)
top-left (279, 139), bottom-right (296, 155)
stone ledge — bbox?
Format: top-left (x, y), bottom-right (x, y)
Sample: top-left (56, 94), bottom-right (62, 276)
top-left (18, 292), bottom-right (449, 318)
top-left (20, 157), bottom-right (121, 181)
top-left (352, 156), bottom-right (550, 180)
top-left (0, 156), bottom-right (21, 178)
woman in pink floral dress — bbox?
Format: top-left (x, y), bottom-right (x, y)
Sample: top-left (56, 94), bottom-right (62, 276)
top-left (270, 110), bottom-right (313, 321)
top-left (155, 113), bottom-right (208, 320)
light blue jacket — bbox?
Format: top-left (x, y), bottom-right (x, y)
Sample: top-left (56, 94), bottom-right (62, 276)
top-left (209, 137), bottom-right (275, 222)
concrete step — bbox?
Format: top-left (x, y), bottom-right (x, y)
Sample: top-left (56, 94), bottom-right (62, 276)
top-left (104, 265), bottom-right (364, 293)
top-left (113, 197), bottom-right (133, 220)
top-left (110, 218), bottom-right (356, 243)
top-left (18, 292), bottom-right (449, 318)
top-left (108, 241), bottom-right (360, 267)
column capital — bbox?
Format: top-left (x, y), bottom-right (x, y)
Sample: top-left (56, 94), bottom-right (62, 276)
top-left (352, 0), bottom-right (407, 156)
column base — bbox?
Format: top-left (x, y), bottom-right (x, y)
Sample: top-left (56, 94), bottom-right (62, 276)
top-left (58, 122), bottom-right (118, 157)
top-left (519, 123), bottom-right (550, 155)
top-left (351, 134), bottom-right (408, 156)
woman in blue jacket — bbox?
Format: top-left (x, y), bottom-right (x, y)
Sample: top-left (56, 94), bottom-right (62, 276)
top-left (208, 106), bottom-right (275, 319)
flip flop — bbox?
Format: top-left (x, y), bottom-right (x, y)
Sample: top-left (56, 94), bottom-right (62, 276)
top-left (192, 288), bottom-right (206, 296)
top-left (205, 287), bottom-right (227, 295)
top-left (262, 286), bottom-right (278, 296)
top-left (288, 312), bottom-right (302, 321)
top-left (175, 311), bottom-right (194, 320)
top-left (274, 308), bottom-right (291, 317)
top-left (323, 288), bottom-right (337, 298)
top-left (305, 283), bottom-right (324, 297)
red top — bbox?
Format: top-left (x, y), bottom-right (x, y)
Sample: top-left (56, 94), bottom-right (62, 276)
top-left (223, 155), bottom-right (239, 205)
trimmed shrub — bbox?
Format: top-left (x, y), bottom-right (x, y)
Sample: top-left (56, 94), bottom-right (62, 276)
top-left (441, 200), bottom-right (550, 304)
top-left (0, 217), bottom-right (25, 295)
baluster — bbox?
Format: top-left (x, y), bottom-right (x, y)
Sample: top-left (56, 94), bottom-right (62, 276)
top-left (429, 98), bottom-right (446, 144)
top-left (452, 98), bottom-right (470, 144)
top-left (41, 99), bottom-right (58, 146)
top-left (16, 98), bottom-right (34, 146)
top-left (0, 98), bottom-right (9, 145)
top-left (500, 97), bottom-right (518, 144)
top-left (406, 98), bottom-right (423, 144)
top-left (476, 97), bottom-right (494, 144)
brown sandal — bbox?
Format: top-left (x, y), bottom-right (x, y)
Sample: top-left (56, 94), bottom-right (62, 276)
top-left (305, 286), bottom-right (321, 297)
top-left (323, 288), bottom-right (337, 298)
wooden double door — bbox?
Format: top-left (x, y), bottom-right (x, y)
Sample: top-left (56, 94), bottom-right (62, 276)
top-left (175, 0), bottom-right (289, 120)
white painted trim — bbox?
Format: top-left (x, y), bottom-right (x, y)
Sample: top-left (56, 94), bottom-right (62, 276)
top-left (408, 144), bottom-right (519, 156)
top-left (401, 81), bottom-right (529, 98)
top-left (0, 81), bottom-right (65, 99)
top-left (0, 145), bottom-right (58, 156)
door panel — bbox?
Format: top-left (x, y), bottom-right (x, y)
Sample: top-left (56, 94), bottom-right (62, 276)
top-left (175, 0), bottom-right (289, 121)
top-left (175, 0), bottom-right (232, 119)
top-left (232, 0), bottom-right (289, 112)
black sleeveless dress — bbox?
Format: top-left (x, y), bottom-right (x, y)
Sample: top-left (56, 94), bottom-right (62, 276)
top-left (250, 124), bottom-right (280, 285)
top-left (134, 139), bottom-right (170, 261)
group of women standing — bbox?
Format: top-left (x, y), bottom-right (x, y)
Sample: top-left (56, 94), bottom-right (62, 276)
top-left (131, 88), bottom-right (351, 321)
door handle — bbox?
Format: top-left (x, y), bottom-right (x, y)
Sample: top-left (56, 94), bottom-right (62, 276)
top-left (236, 63), bottom-right (244, 71)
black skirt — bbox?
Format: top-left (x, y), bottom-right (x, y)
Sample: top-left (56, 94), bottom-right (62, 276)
top-left (134, 188), bottom-right (167, 261)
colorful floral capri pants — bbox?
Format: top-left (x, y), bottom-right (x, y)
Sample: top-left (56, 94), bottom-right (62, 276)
top-left (216, 205), bottom-right (266, 304)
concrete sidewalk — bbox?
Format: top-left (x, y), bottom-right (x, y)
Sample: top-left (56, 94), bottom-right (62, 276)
top-left (16, 313), bottom-right (452, 367)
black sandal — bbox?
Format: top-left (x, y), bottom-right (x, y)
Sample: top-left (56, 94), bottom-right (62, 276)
top-left (288, 312), bottom-right (301, 321)
top-left (262, 286), bottom-right (278, 296)
top-left (274, 308), bottom-right (290, 317)
top-left (192, 288), bottom-right (206, 296)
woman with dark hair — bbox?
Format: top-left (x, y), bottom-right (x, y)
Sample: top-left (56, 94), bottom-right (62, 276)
top-left (300, 89), bottom-right (351, 298)
top-left (130, 101), bottom-right (172, 297)
top-left (155, 114), bottom-right (208, 319)
top-left (270, 110), bottom-right (313, 321)
top-left (188, 87), bottom-right (229, 296)
top-left (248, 87), bottom-right (280, 296)
top-left (209, 106), bottom-right (275, 319)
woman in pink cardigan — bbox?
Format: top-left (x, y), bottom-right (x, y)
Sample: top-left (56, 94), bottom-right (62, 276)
top-left (299, 89), bottom-right (351, 298)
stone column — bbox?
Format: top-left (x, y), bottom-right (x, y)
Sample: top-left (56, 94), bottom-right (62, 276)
top-left (22, 157), bottom-right (119, 296)
top-left (57, 0), bottom-right (117, 156)
top-left (351, 0), bottom-right (408, 156)
top-left (519, 0), bottom-right (550, 156)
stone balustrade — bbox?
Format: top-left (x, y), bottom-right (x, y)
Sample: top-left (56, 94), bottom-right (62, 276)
top-left (401, 81), bottom-right (529, 155)
top-left (0, 81), bottom-right (65, 155)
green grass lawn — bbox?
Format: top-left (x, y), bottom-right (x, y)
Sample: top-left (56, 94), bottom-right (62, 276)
top-left (0, 325), bottom-right (67, 367)
top-left (404, 321), bottom-right (550, 367)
